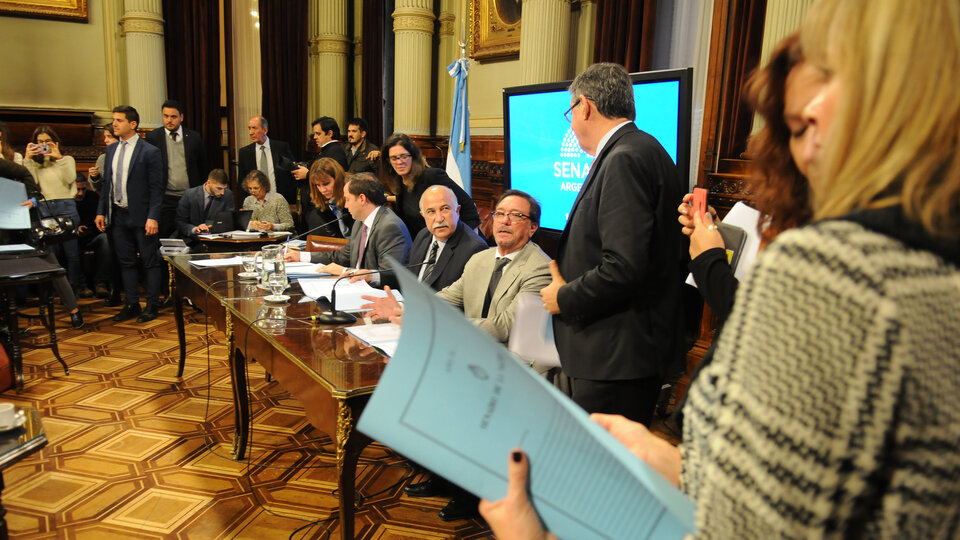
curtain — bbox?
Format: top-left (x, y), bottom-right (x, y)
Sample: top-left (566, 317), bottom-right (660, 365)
top-left (258, 0), bottom-right (309, 160)
top-left (162, 0), bottom-right (222, 170)
top-left (361, 0), bottom-right (386, 145)
top-left (593, 0), bottom-right (657, 72)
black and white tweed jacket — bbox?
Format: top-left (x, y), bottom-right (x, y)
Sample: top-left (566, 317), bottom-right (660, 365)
top-left (681, 215), bottom-right (960, 538)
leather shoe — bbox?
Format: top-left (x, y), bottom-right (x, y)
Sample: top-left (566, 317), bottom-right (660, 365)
top-left (76, 287), bottom-right (94, 298)
top-left (437, 495), bottom-right (481, 522)
top-left (112, 304), bottom-right (142, 322)
top-left (136, 304), bottom-right (159, 323)
top-left (69, 312), bottom-right (84, 329)
top-left (94, 284), bottom-right (110, 299)
top-left (403, 476), bottom-right (451, 498)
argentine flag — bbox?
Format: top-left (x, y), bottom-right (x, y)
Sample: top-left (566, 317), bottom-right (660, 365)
top-left (446, 57), bottom-right (470, 193)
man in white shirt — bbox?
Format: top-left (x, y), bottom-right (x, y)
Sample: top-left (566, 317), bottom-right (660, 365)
top-left (237, 116), bottom-right (297, 204)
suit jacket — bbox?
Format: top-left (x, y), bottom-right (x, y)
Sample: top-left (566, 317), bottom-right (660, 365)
top-left (238, 138), bottom-right (297, 204)
top-left (396, 167), bottom-right (482, 238)
top-left (309, 206), bottom-right (412, 289)
top-left (175, 184), bottom-right (235, 239)
top-left (553, 123), bottom-right (688, 380)
top-left (343, 138), bottom-right (378, 174)
top-left (96, 137), bottom-right (165, 226)
top-left (408, 221), bottom-right (488, 292)
top-left (144, 126), bottom-right (208, 190)
top-left (438, 241), bottom-right (551, 343)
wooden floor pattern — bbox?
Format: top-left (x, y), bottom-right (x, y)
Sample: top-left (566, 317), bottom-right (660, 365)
top-left (3, 297), bottom-right (495, 539)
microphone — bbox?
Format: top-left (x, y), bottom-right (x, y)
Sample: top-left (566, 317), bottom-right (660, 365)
top-left (316, 261), bottom-right (426, 325)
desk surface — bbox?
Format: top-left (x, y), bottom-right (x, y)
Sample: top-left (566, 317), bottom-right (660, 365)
top-left (0, 406), bottom-right (46, 469)
top-left (167, 253), bottom-right (387, 398)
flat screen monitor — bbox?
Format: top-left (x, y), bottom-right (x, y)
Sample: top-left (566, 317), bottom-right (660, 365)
top-left (502, 68), bottom-right (693, 232)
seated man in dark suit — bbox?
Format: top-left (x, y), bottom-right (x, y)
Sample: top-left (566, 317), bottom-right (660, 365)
top-left (284, 173), bottom-right (412, 289)
top-left (408, 185), bottom-right (487, 292)
top-left (174, 168), bottom-right (235, 243)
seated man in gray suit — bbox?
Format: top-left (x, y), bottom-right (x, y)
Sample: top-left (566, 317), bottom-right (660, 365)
top-left (174, 168), bottom-right (234, 242)
top-left (284, 173), bottom-right (412, 289)
top-left (407, 185), bottom-right (488, 292)
top-left (363, 189), bottom-right (551, 522)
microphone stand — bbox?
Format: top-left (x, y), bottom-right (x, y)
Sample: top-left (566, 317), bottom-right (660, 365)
top-left (315, 261), bottom-right (426, 325)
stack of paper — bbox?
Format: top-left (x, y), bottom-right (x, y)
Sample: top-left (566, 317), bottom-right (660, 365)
top-left (189, 256), bottom-right (242, 267)
top-left (345, 323), bottom-right (401, 357)
top-left (284, 262), bottom-right (330, 277)
top-left (298, 277), bottom-right (403, 312)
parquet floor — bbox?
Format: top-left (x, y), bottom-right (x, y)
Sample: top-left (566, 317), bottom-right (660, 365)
top-left (2, 297), bottom-right (495, 539)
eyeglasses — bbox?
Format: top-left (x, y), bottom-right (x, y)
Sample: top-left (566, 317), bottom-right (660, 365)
top-left (492, 211), bottom-right (530, 222)
top-left (564, 96), bottom-right (592, 122)
top-left (389, 153), bottom-right (412, 163)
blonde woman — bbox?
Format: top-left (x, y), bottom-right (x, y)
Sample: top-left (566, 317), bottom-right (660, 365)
top-left (481, 0), bottom-right (960, 537)
top-left (305, 157), bottom-right (353, 237)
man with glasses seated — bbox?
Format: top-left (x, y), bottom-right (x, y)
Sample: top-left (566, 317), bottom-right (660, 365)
top-left (361, 189), bottom-right (550, 522)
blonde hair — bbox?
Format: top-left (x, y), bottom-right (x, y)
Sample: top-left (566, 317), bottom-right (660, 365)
top-left (802, 0), bottom-right (960, 238)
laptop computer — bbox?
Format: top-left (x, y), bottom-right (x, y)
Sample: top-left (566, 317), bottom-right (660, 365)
top-left (209, 210), bottom-right (254, 234)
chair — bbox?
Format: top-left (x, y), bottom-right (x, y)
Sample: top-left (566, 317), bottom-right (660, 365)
top-left (305, 234), bottom-right (349, 252)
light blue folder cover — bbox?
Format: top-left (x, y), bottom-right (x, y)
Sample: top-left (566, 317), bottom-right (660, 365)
top-left (357, 263), bottom-right (696, 539)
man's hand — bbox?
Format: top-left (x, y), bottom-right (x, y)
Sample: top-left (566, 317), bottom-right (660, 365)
top-left (145, 218), bottom-right (159, 236)
top-left (320, 262), bottom-right (346, 276)
top-left (95, 214), bottom-right (107, 232)
top-left (365, 150), bottom-right (381, 161)
top-left (77, 225), bottom-right (88, 234)
top-left (194, 223), bottom-right (210, 234)
top-left (539, 260), bottom-right (566, 314)
top-left (88, 165), bottom-right (100, 179)
top-left (20, 200), bottom-right (34, 209)
top-left (361, 286), bottom-right (404, 323)
top-left (283, 248), bottom-right (301, 262)
top-left (591, 413), bottom-right (682, 487)
top-left (348, 268), bottom-right (373, 283)
top-left (479, 450), bottom-right (557, 540)
top-left (293, 165), bottom-right (309, 180)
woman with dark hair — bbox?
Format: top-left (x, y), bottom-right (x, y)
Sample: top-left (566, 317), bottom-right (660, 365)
top-left (23, 125), bottom-right (86, 295)
top-left (242, 170), bottom-right (295, 232)
top-left (678, 32), bottom-right (823, 324)
top-left (379, 133), bottom-right (481, 238)
top-left (86, 124), bottom-right (118, 193)
top-left (305, 157), bottom-right (354, 237)
top-left (0, 121), bottom-right (24, 165)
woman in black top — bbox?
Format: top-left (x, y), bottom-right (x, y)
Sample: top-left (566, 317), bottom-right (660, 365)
top-left (379, 133), bottom-right (480, 238)
top-left (305, 157), bottom-right (354, 237)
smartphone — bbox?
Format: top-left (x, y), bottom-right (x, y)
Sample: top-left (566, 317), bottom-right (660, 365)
top-left (692, 187), bottom-right (707, 216)
top-left (34, 143), bottom-right (50, 154)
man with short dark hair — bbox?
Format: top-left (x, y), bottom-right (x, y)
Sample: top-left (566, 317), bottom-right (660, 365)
top-left (284, 173), bottom-right (411, 289)
top-left (144, 99), bottom-right (208, 240)
top-left (95, 105), bottom-right (166, 323)
top-left (343, 117), bottom-right (380, 174)
top-left (540, 62), bottom-right (688, 426)
top-left (293, 116), bottom-right (349, 215)
top-left (237, 115), bottom-right (297, 204)
top-left (175, 168), bottom-right (235, 242)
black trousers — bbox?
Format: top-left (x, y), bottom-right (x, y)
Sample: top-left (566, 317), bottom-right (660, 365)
top-left (111, 206), bottom-right (162, 306)
top-left (570, 375), bottom-right (664, 427)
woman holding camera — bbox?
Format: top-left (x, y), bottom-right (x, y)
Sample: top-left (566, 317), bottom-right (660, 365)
top-left (23, 126), bottom-right (85, 296)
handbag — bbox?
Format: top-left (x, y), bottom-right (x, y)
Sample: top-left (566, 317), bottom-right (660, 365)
top-left (26, 203), bottom-right (77, 247)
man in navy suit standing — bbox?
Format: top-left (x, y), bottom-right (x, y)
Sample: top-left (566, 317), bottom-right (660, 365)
top-left (95, 105), bottom-right (165, 323)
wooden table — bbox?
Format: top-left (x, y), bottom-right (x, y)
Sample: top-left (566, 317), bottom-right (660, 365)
top-left (197, 233), bottom-right (292, 253)
top-left (166, 253), bottom-right (385, 539)
top-left (0, 406), bottom-right (46, 539)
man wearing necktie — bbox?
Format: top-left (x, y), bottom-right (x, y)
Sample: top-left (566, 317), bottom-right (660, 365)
top-left (95, 105), bottom-right (165, 323)
top-left (174, 169), bottom-right (235, 243)
top-left (236, 116), bottom-right (297, 204)
top-left (407, 185), bottom-right (487, 292)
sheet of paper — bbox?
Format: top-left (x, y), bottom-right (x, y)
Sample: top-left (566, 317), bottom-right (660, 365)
top-left (0, 244), bottom-right (35, 254)
top-left (284, 262), bottom-right (330, 277)
top-left (508, 293), bottom-right (561, 368)
top-left (298, 277), bottom-right (403, 312)
top-left (0, 177), bottom-right (31, 230)
top-left (189, 256), bottom-right (243, 267)
top-left (345, 323), bottom-right (401, 357)
top-left (686, 201), bottom-right (762, 287)
top-left (358, 267), bottom-right (696, 539)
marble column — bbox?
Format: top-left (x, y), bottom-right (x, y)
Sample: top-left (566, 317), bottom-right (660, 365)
top-left (119, 0), bottom-right (166, 128)
top-left (519, 0), bottom-right (571, 85)
top-left (393, 0), bottom-right (435, 135)
top-left (435, 0), bottom-right (458, 136)
top-left (309, 0), bottom-right (350, 126)
top-left (574, 0), bottom-right (597, 74)
top-left (352, 1), bottom-right (364, 119)
top-left (230, 0), bottom-right (262, 154)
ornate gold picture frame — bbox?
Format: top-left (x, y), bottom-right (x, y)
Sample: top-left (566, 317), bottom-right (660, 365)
top-left (469, 0), bottom-right (521, 60)
top-left (0, 0), bottom-right (88, 22)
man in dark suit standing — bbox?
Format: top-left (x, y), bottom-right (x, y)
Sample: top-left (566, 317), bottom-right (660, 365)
top-left (284, 174), bottom-right (411, 290)
top-left (237, 116), bottom-right (297, 204)
top-left (540, 63), bottom-right (687, 426)
top-left (95, 105), bottom-right (166, 323)
top-left (144, 99), bottom-right (208, 240)
top-left (408, 185), bottom-right (487, 292)
top-left (293, 116), bottom-right (349, 216)
top-left (174, 168), bottom-right (235, 243)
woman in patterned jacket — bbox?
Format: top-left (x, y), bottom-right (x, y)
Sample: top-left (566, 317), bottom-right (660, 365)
top-left (480, 0), bottom-right (960, 537)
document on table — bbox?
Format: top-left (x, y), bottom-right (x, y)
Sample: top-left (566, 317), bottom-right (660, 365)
top-left (345, 323), bottom-right (401, 357)
top-left (0, 177), bottom-right (31, 229)
top-left (357, 267), bottom-right (696, 539)
top-left (189, 256), bottom-right (243, 267)
top-left (298, 277), bottom-right (404, 312)
top-left (686, 201), bottom-right (762, 287)
top-left (284, 262), bottom-right (330, 277)
top-left (0, 244), bottom-right (35, 254)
